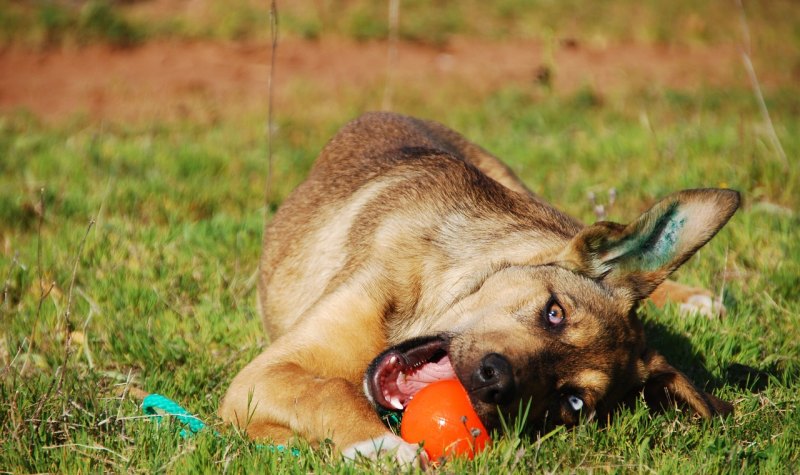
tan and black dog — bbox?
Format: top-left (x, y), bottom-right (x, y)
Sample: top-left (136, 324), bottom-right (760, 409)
top-left (220, 112), bottom-right (738, 464)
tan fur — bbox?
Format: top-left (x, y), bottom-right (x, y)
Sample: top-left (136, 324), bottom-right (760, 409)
top-left (219, 112), bottom-right (739, 457)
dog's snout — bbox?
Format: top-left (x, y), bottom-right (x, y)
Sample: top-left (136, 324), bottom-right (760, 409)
top-left (471, 353), bottom-right (515, 405)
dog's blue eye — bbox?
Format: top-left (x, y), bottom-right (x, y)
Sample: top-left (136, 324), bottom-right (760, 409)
top-left (567, 395), bottom-right (584, 412)
top-left (546, 301), bottom-right (565, 325)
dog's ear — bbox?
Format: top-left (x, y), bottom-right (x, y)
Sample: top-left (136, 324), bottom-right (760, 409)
top-left (637, 350), bottom-right (733, 417)
top-left (557, 189), bottom-right (740, 300)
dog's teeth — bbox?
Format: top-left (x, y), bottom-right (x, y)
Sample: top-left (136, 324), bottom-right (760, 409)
top-left (390, 397), bottom-right (403, 410)
top-left (389, 355), bottom-right (398, 365)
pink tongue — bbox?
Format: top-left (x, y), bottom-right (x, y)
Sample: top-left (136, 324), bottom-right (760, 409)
top-left (396, 355), bottom-right (457, 397)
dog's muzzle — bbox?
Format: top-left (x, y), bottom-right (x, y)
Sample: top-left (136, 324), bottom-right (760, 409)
top-left (469, 352), bottom-right (516, 406)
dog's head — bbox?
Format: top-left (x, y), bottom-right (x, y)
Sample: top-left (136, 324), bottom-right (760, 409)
top-left (365, 189), bottom-right (739, 432)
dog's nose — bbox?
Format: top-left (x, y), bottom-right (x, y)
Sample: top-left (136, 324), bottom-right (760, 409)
top-left (471, 353), bottom-right (515, 405)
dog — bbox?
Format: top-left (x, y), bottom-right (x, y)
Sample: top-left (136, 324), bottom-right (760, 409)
top-left (219, 112), bottom-right (738, 464)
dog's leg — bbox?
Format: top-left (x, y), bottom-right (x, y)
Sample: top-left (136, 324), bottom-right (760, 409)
top-left (221, 355), bottom-right (388, 446)
top-left (220, 278), bottom-right (423, 464)
top-left (649, 280), bottom-right (725, 317)
top-left (242, 421), bottom-right (296, 443)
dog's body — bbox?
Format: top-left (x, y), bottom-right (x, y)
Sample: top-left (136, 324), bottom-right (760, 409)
top-left (220, 112), bottom-right (738, 463)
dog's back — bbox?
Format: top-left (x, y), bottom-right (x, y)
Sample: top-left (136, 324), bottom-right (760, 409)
top-left (259, 112), bottom-right (581, 339)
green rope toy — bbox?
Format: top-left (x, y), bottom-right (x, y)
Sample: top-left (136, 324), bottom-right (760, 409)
top-left (141, 393), bottom-right (299, 455)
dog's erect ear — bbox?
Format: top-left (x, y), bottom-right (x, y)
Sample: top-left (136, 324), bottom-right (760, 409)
top-left (557, 189), bottom-right (740, 300)
top-left (638, 350), bottom-right (733, 418)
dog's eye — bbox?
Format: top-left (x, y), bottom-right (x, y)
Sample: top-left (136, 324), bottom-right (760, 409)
top-left (567, 395), bottom-right (584, 412)
top-left (545, 300), bottom-right (565, 326)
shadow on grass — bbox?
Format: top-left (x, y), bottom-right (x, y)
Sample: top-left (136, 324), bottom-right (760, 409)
top-left (642, 319), bottom-right (783, 394)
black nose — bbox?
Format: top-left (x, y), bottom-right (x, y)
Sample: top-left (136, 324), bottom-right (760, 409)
top-left (471, 353), bottom-right (515, 405)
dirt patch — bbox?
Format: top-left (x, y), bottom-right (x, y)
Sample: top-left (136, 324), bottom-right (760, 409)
top-left (0, 37), bottom-right (762, 124)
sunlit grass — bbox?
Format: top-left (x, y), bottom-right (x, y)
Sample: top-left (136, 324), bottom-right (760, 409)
top-left (1, 80), bottom-right (798, 472)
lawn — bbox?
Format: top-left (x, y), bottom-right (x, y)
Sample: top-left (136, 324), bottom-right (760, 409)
top-left (1, 1), bottom-right (799, 473)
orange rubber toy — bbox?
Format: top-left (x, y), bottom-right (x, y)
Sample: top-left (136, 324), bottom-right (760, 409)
top-left (400, 379), bottom-right (490, 461)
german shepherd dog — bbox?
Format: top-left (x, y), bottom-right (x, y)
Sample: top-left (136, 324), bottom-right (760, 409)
top-left (220, 112), bottom-right (738, 464)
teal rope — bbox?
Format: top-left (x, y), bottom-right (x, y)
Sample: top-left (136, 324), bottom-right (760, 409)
top-left (142, 394), bottom-right (207, 437)
top-left (141, 393), bottom-right (299, 455)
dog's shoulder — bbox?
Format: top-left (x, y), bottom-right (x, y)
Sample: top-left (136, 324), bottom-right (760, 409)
top-left (317, 112), bottom-right (464, 166)
top-left (313, 112), bottom-right (533, 197)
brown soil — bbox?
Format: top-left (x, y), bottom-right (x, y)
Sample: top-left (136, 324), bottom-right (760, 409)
top-left (0, 37), bottom-right (762, 124)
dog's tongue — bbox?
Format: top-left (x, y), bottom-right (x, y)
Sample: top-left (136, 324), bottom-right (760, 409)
top-left (373, 347), bottom-right (458, 411)
top-left (396, 355), bottom-right (457, 398)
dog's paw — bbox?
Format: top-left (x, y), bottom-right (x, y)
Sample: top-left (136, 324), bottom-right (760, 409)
top-left (679, 293), bottom-right (725, 318)
top-left (342, 433), bottom-right (427, 468)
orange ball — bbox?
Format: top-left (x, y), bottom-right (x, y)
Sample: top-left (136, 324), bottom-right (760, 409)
top-left (400, 379), bottom-right (490, 461)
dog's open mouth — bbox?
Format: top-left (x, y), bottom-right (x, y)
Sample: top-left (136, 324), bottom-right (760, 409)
top-left (366, 336), bottom-right (457, 411)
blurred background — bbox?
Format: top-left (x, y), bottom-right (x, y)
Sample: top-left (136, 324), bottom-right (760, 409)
top-left (1, 0), bottom-right (798, 125)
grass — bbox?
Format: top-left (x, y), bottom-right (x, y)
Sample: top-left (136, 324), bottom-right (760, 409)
top-left (2, 0), bottom-right (800, 54)
top-left (2, 1), bottom-right (800, 473)
top-left (1, 83), bottom-right (798, 472)
top-left (0, 0), bottom-right (144, 48)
